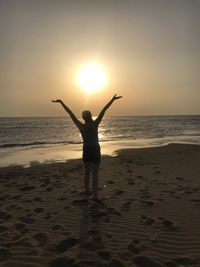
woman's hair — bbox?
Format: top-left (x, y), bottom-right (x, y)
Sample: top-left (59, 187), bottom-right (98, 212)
top-left (82, 110), bottom-right (92, 122)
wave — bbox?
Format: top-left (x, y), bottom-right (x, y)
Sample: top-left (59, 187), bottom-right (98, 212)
top-left (1, 133), bottom-right (200, 149)
top-left (0, 140), bottom-right (83, 148)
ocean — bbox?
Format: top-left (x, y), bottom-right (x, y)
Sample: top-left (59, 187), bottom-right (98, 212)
top-left (0, 116), bottom-right (200, 166)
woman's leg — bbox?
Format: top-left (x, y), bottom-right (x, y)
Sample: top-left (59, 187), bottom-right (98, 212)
top-left (84, 162), bottom-right (91, 195)
top-left (91, 162), bottom-right (100, 199)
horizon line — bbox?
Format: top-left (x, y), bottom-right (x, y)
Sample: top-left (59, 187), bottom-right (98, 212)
top-left (0, 114), bottom-right (200, 118)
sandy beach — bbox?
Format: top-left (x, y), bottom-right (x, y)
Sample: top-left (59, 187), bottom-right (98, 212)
top-left (0, 143), bottom-right (200, 267)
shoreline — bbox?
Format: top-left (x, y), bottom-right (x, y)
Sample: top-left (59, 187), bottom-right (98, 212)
top-left (0, 143), bottom-right (200, 266)
top-left (0, 137), bottom-right (199, 168)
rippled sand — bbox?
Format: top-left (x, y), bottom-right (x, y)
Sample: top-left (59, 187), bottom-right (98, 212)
top-left (0, 144), bottom-right (200, 267)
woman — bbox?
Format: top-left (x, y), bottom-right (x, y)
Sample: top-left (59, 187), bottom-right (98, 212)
top-left (52, 94), bottom-right (122, 200)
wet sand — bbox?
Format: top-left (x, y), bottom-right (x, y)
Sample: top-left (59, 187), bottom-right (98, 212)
top-left (0, 144), bottom-right (200, 267)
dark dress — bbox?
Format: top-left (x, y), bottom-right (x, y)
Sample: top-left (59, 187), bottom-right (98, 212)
top-left (79, 121), bottom-right (101, 163)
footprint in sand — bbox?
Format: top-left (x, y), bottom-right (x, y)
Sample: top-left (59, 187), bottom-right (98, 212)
top-left (172, 257), bottom-right (197, 266)
top-left (176, 176), bottom-right (185, 181)
top-left (0, 211), bottom-right (12, 221)
top-left (81, 240), bottom-right (98, 252)
top-left (55, 237), bottom-right (79, 253)
top-left (10, 194), bottom-right (22, 200)
top-left (140, 200), bottom-right (155, 206)
top-left (126, 178), bottom-right (135, 184)
top-left (148, 233), bottom-right (158, 243)
top-left (140, 215), bottom-right (154, 226)
top-left (71, 199), bottom-right (89, 207)
top-left (121, 201), bottom-right (132, 211)
top-left (33, 197), bottom-right (44, 202)
top-left (19, 216), bottom-right (35, 225)
top-left (45, 212), bottom-right (52, 220)
top-left (133, 255), bottom-right (162, 267)
top-left (49, 257), bottom-right (75, 267)
top-left (23, 199), bottom-right (33, 203)
top-left (158, 217), bottom-right (179, 231)
top-left (20, 185), bottom-right (36, 191)
top-left (0, 225), bottom-right (8, 233)
top-left (33, 207), bottom-right (44, 214)
top-left (107, 259), bottom-right (125, 267)
top-left (0, 247), bottom-right (9, 260)
top-left (111, 209), bottom-right (122, 216)
top-left (52, 224), bottom-right (65, 231)
top-left (190, 198), bottom-right (200, 203)
top-left (98, 250), bottom-right (111, 261)
top-left (114, 189), bottom-right (125, 196)
top-left (46, 187), bottom-right (53, 192)
top-left (16, 237), bottom-right (34, 248)
top-left (64, 205), bottom-right (72, 211)
top-left (107, 180), bottom-right (114, 184)
top-left (15, 223), bottom-right (27, 231)
top-left (128, 239), bottom-right (144, 255)
top-left (32, 232), bottom-right (49, 247)
top-left (57, 197), bottom-right (68, 201)
top-left (0, 196), bottom-right (7, 202)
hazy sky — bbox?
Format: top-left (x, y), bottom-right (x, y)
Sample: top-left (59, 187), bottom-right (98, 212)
top-left (0, 0), bottom-right (199, 116)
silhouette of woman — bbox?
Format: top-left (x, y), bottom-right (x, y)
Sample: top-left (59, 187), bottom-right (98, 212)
top-left (52, 94), bottom-right (122, 200)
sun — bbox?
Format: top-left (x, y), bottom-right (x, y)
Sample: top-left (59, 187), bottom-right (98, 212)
top-left (77, 63), bottom-right (108, 94)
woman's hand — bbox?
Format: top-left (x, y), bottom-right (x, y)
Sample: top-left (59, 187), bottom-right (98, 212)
top-left (52, 99), bottom-right (62, 103)
top-left (112, 94), bottom-right (122, 101)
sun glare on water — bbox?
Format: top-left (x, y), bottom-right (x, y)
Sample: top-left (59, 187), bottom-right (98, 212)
top-left (77, 63), bottom-right (108, 94)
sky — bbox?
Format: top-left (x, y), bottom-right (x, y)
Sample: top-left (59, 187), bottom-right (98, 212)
top-left (0, 0), bottom-right (199, 117)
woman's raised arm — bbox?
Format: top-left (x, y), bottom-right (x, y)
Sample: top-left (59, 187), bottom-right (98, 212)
top-left (95, 94), bottom-right (122, 125)
top-left (52, 99), bottom-right (82, 129)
